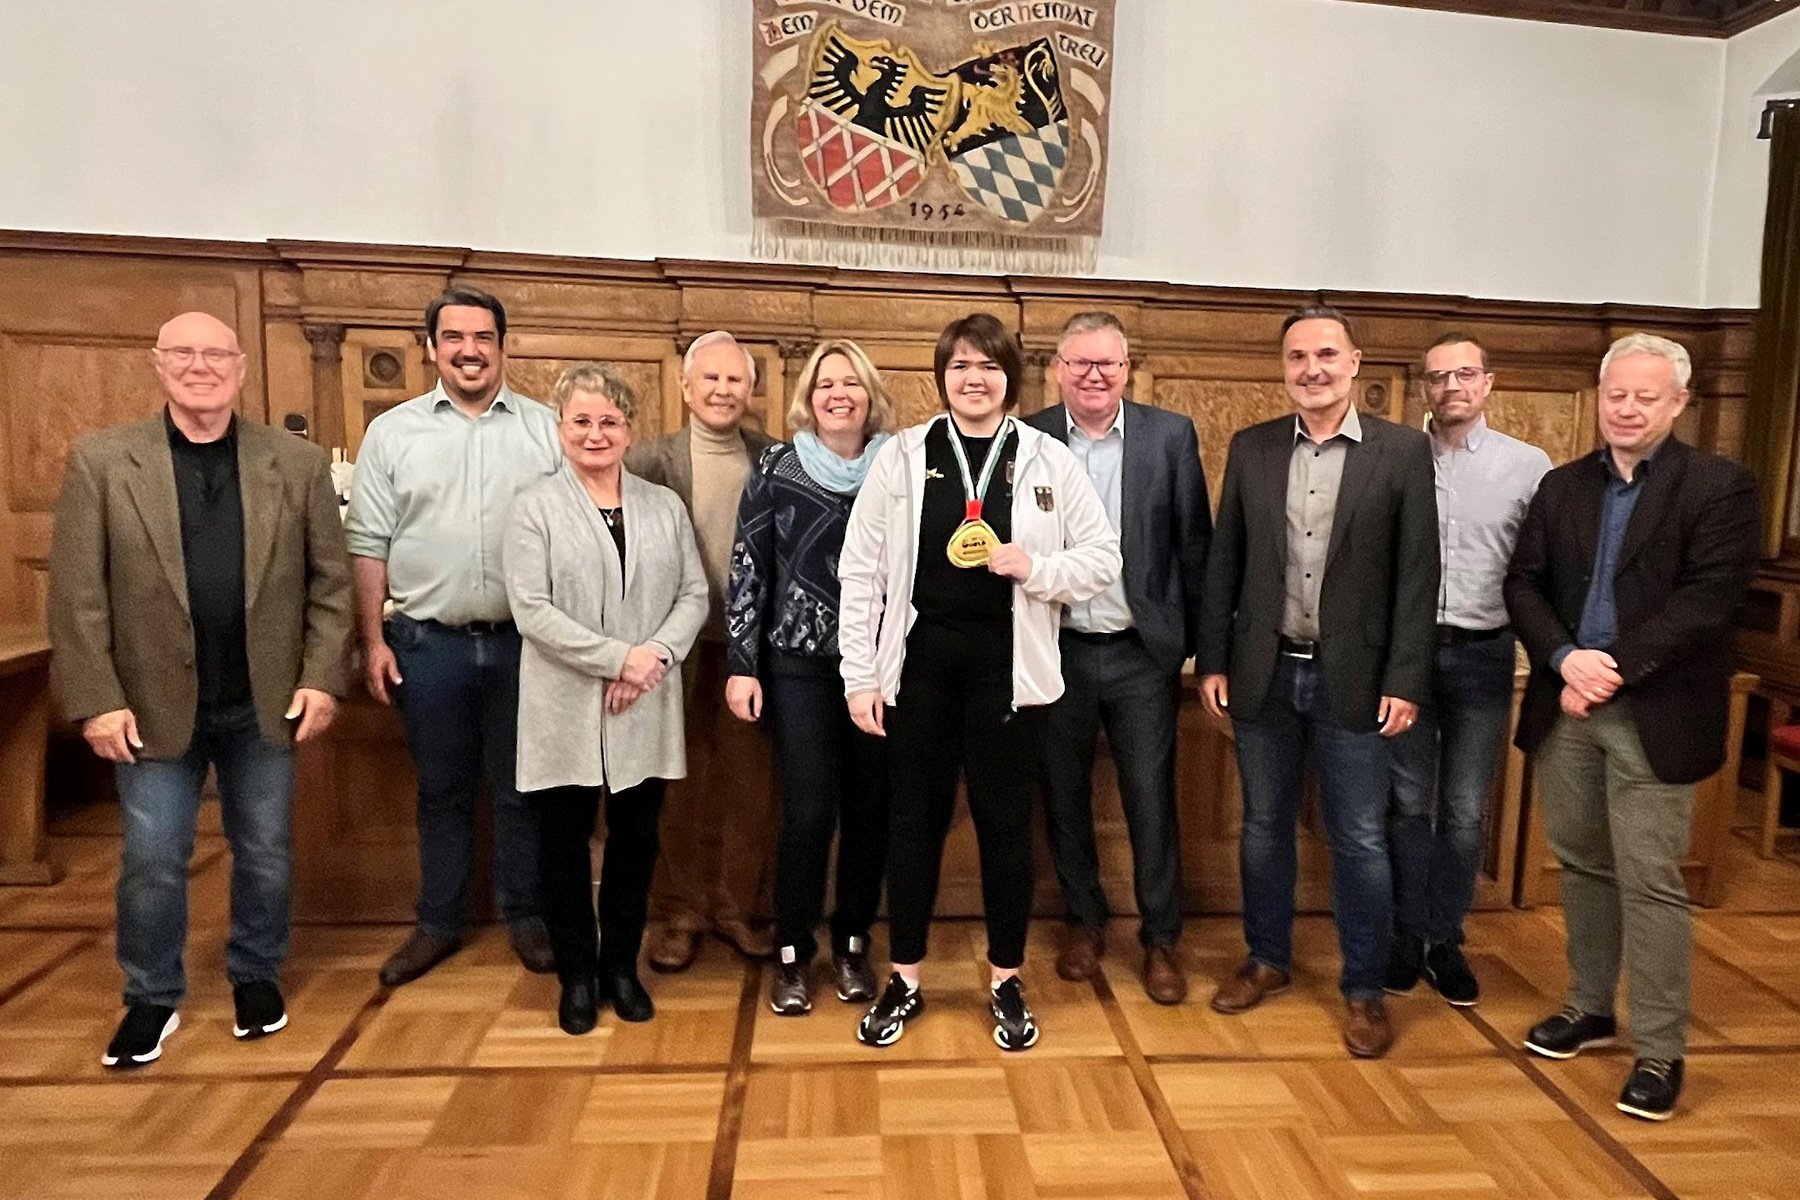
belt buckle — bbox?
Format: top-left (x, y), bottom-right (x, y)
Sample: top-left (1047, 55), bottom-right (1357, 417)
top-left (1281, 640), bottom-right (1316, 661)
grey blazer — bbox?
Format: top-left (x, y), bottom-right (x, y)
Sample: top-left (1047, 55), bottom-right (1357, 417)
top-left (505, 464), bottom-right (709, 793)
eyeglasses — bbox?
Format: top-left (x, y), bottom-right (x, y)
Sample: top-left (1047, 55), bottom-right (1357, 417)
top-left (155, 346), bottom-right (244, 369)
top-left (1058, 355), bottom-right (1129, 380)
top-left (569, 415), bottom-right (628, 432)
top-left (1423, 366), bottom-right (1486, 389)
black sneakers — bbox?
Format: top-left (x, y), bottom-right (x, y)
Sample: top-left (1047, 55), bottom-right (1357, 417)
top-left (1383, 933), bottom-right (1425, 996)
top-left (102, 1004), bottom-right (179, 1068)
top-left (1423, 943), bottom-right (1480, 1007)
top-left (1523, 1006), bottom-right (1618, 1059)
top-left (857, 974), bottom-right (923, 1047)
top-left (834, 936), bottom-right (878, 1003)
top-left (990, 976), bottom-right (1039, 1052)
top-left (232, 980), bottom-right (289, 1040)
top-left (770, 956), bottom-right (812, 1016)
top-left (1617, 1057), bottom-right (1684, 1121)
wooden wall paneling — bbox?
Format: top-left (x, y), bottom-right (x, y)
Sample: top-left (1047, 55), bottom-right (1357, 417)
top-left (263, 320), bottom-right (316, 441)
top-left (503, 331), bottom-right (678, 442)
top-left (337, 326), bottom-right (426, 457)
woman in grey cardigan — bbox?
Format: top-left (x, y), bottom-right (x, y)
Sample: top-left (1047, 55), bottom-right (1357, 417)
top-left (505, 365), bottom-right (708, 1034)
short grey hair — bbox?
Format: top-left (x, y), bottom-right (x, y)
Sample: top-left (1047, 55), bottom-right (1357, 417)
top-left (550, 362), bottom-right (637, 421)
top-left (683, 330), bottom-right (757, 390)
top-left (1057, 310), bottom-right (1130, 359)
top-left (1600, 332), bottom-right (1692, 391)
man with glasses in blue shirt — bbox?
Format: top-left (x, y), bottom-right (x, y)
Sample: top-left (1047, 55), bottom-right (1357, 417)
top-left (1384, 333), bottom-right (1549, 1008)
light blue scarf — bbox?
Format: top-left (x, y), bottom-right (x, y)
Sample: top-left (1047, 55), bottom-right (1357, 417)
top-left (793, 429), bottom-right (890, 495)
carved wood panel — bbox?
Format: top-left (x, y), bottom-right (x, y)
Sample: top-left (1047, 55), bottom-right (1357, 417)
top-left (504, 358), bottom-right (670, 442)
top-left (1152, 379), bottom-right (1292, 509)
top-left (1484, 388), bottom-right (1597, 466)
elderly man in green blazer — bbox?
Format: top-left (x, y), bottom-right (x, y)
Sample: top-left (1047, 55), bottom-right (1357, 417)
top-left (48, 311), bottom-right (352, 1070)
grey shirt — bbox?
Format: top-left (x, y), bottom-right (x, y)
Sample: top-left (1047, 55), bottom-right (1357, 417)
top-left (344, 383), bottom-right (562, 624)
top-left (1282, 406), bottom-right (1362, 641)
top-left (1433, 416), bottom-right (1552, 631)
top-left (1063, 404), bottom-right (1134, 634)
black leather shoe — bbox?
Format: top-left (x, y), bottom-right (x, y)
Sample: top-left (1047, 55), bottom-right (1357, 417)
top-left (1523, 1006), bottom-right (1617, 1059)
top-left (1384, 933), bottom-right (1425, 995)
top-left (1617, 1057), bottom-right (1684, 1121)
top-left (558, 978), bottom-right (598, 1036)
top-left (606, 969), bottom-right (655, 1023)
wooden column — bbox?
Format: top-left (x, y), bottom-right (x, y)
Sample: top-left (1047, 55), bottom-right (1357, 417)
top-left (303, 323), bottom-right (347, 453)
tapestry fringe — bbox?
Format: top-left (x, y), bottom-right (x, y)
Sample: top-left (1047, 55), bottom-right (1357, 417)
top-left (753, 219), bottom-right (1098, 277)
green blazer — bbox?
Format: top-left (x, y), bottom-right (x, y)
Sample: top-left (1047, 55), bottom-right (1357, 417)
top-left (48, 413), bottom-right (354, 758)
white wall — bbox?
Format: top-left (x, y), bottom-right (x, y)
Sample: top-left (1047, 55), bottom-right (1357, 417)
top-left (0, 0), bottom-right (1735, 306)
top-left (1707, 7), bottom-right (1800, 308)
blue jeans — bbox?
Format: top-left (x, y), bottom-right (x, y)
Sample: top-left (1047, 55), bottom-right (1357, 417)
top-left (114, 701), bottom-right (294, 1008)
top-left (1388, 634), bottom-right (1515, 945)
top-left (1232, 656), bottom-right (1392, 1000)
top-left (386, 614), bottom-right (542, 937)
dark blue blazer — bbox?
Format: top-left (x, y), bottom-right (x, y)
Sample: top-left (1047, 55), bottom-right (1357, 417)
top-left (1026, 399), bottom-right (1212, 675)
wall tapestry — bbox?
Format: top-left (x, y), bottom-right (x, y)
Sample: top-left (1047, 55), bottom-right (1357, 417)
top-left (752, 1), bottom-right (1115, 275)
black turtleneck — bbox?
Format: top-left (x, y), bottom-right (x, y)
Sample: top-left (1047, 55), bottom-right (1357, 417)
top-left (165, 408), bottom-right (251, 717)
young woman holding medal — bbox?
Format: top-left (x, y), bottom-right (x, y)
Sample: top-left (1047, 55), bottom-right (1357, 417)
top-left (723, 339), bottom-right (897, 1018)
top-left (838, 313), bottom-right (1122, 1051)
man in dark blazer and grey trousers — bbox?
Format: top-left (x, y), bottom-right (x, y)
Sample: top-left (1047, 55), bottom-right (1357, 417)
top-left (1199, 305), bottom-right (1438, 1059)
top-left (1506, 333), bottom-right (1759, 1122)
top-left (1027, 311), bottom-right (1212, 1006)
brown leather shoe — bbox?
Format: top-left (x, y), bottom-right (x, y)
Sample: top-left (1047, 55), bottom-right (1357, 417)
top-left (1343, 997), bottom-right (1394, 1059)
top-left (1142, 946), bottom-right (1188, 1006)
top-left (378, 928), bottom-right (462, 988)
top-left (715, 918), bottom-right (776, 961)
top-left (508, 922), bottom-right (557, 974)
top-left (1055, 925), bottom-right (1106, 983)
top-left (1209, 958), bottom-right (1291, 1015)
top-left (648, 924), bottom-right (703, 974)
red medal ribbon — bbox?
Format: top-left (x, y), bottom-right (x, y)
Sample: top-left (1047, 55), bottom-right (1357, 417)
top-left (965, 499), bottom-right (983, 521)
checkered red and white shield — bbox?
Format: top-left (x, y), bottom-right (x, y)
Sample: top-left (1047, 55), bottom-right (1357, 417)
top-left (796, 100), bottom-right (926, 212)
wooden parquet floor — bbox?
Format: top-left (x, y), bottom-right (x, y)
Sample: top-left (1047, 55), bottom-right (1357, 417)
top-left (4, 815), bottom-right (1800, 1199)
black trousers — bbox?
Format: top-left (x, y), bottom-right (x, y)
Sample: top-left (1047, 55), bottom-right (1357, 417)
top-left (768, 669), bottom-right (891, 963)
top-left (1041, 631), bottom-right (1184, 946)
top-left (532, 779), bottom-right (666, 982)
top-left (885, 624), bottom-right (1044, 970)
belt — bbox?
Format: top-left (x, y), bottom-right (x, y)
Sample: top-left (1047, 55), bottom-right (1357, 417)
top-left (426, 618), bottom-right (516, 636)
top-left (1062, 627), bottom-right (1138, 646)
top-left (1277, 636), bottom-right (1318, 660)
top-left (1437, 624), bottom-right (1505, 646)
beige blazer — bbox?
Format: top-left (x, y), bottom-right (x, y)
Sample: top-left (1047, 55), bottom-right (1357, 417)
top-left (48, 414), bottom-right (354, 758)
top-left (505, 465), bottom-right (709, 793)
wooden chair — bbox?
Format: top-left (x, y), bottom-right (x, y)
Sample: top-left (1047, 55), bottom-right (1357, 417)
top-left (1758, 723), bottom-right (1800, 858)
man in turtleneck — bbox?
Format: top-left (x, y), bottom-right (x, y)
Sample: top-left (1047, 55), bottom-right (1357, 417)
top-left (627, 331), bottom-right (778, 971)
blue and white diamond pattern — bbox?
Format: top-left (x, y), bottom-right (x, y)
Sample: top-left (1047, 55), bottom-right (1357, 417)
top-left (950, 120), bottom-right (1069, 225)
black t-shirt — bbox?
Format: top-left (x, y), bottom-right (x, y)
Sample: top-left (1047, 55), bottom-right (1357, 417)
top-left (912, 418), bottom-right (1016, 636)
top-left (165, 409), bottom-right (251, 717)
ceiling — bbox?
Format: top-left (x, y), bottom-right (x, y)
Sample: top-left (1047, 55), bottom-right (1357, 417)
top-left (1337, 0), bottom-right (1796, 37)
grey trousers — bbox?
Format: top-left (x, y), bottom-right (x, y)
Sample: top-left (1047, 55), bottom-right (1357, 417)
top-left (1537, 705), bottom-right (1694, 1061)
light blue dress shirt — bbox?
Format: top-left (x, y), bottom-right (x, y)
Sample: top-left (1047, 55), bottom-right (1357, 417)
top-left (1064, 404), bottom-right (1134, 634)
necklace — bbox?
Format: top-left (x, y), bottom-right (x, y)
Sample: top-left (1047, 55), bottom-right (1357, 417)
top-left (598, 505), bottom-right (622, 528)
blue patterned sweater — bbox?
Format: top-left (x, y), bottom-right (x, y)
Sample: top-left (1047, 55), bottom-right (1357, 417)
top-left (726, 443), bottom-right (855, 678)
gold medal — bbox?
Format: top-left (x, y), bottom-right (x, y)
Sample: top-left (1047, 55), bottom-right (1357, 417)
top-left (947, 517), bottom-right (999, 567)
top-left (942, 416), bottom-right (1012, 570)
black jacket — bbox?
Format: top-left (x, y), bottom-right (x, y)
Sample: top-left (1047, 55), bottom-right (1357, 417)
top-left (1199, 411), bottom-right (1438, 733)
top-left (1025, 400), bottom-right (1212, 673)
top-left (1504, 438), bottom-right (1759, 784)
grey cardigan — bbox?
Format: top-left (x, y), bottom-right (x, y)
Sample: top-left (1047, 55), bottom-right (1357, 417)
top-left (505, 464), bottom-right (709, 793)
